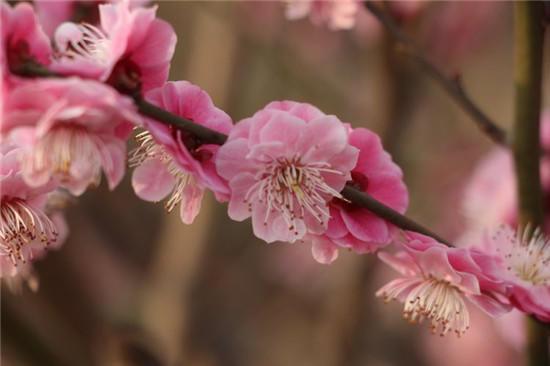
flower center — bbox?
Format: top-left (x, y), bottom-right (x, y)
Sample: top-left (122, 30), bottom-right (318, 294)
top-left (245, 155), bottom-right (343, 236)
top-left (129, 130), bottom-right (194, 212)
top-left (378, 277), bottom-right (470, 337)
top-left (25, 126), bottom-right (101, 184)
top-left (498, 228), bottom-right (550, 286)
top-left (55, 22), bottom-right (111, 65)
top-left (0, 199), bottom-right (58, 265)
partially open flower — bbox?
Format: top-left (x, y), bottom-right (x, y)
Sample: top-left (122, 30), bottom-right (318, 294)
top-left (2, 78), bottom-right (141, 196)
top-left (479, 225), bottom-right (550, 322)
top-left (0, 142), bottom-right (65, 278)
top-left (311, 127), bottom-right (408, 264)
top-left (51, 0), bottom-right (176, 92)
top-left (130, 81), bottom-right (233, 224)
top-left (216, 101), bottom-right (358, 243)
top-left (377, 232), bottom-right (511, 337)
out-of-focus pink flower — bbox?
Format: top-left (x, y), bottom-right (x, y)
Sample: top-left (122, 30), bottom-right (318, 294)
top-left (130, 81), bottom-right (232, 224)
top-left (479, 226), bottom-right (550, 322)
top-left (2, 77), bottom-right (141, 196)
top-left (216, 101), bottom-right (358, 243)
top-left (422, 306), bottom-right (522, 366)
top-left (35, 0), bottom-right (150, 37)
top-left (460, 111), bottom-right (550, 347)
top-left (494, 310), bottom-right (527, 351)
top-left (51, 0), bottom-right (175, 92)
top-left (376, 232), bottom-right (511, 336)
top-left (311, 127), bottom-right (408, 264)
top-left (285, 0), bottom-right (359, 30)
top-left (422, 2), bottom-right (504, 66)
top-left (1, 2), bottom-right (51, 83)
top-left (461, 111), bottom-right (550, 243)
top-left (0, 142), bottom-right (66, 278)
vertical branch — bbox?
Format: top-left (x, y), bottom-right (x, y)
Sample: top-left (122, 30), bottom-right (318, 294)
top-left (512, 3), bottom-right (548, 366)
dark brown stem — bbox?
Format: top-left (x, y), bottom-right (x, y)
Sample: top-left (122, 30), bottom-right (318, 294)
top-left (341, 186), bottom-right (450, 245)
top-left (364, 1), bottom-right (508, 146)
top-left (134, 97), bottom-right (228, 146)
top-left (14, 63), bottom-right (451, 246)
top-left (513, 3), bottom-right (549, 365)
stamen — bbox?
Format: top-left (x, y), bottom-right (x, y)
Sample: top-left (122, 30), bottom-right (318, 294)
top-left (129, 130), bottom-right (195, 212)
top-left (495, 226), bottom-right (550, 286)
top-left (55, 22), bottom-right (111, 64)
top-left (378, 277), bottom-right (470, 337)
top-left (0, 199), bottom-right (58, 266)
top-left (244, 154), bottom-right (343, 239)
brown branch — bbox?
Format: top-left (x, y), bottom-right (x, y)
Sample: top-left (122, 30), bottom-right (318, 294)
top-left (512, 3), bottom-right (549, 365)
top-left (364, 1), bottom-right (508, 146)
top-left (135, 97), bottom-right (228, 146)
top-left (14, 62), bottom-right (451, 246)
top-left (341, 186), bottom-right (450, 245)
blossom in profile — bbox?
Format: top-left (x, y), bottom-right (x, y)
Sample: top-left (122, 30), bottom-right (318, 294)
top-left (0, 142), bottom-right (66, 279)
top-left (480, 225), bottom-right (550, 322)
top-left (130, 81), bottom-right (233, 224)
top-left (285, 0), bottom-right (359, 30)
top-left (376, 232), bottom-right (511, 337)
top-left (216, 101), bottom-right (358, 243)
top-left (2, 77), bottom-right (141, 196)
top-left (1, 2), bottom-right (51, 82)
top-left (51, 0), bottom-right (176, 92)
top-left (311, 127), bottom-right (408, 264)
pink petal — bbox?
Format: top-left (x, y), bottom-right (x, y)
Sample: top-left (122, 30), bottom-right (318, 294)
top-left (179, 183), bottom-right (204, 224)
top-left (216, 139), bottom-right (255, 180)
top-left (99, 137), bottom-right (127, 191)
top-left (378, 251), bottom-right (418, 277)
top-left (368, 173), bottom-right (408, 213)
top-left (325, 206), bottom-right (348, 239)
top-left (132, 158), bottom-right (175, 202)
top-left (227, 173), bottom-right (256, 221)
top-left (299, 115), bottom-right (348, 162)
top-left (311, 236), bottom-right (339, 264)
top-left (417, 246), bottom-right (462, 284)
top-left (469, 294), bottom-right (512, 317)
top-left (340, 208), bottom-right (390, 243)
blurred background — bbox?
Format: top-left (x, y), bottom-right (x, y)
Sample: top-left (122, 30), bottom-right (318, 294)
top-left (3, 1), bottom-right (550, 365)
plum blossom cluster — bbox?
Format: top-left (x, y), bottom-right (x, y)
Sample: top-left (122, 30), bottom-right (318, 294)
top-left (1, 0), bottom-right (549, 339)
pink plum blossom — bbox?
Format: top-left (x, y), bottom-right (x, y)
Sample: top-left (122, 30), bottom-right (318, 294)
top-left (285, 0), bottom-right (359, 30)
top-left (1, 2), bottom-right (51, 84)
top-left (311, 127), bottom-right (408, 264)
top-left (2, 77), bottom-right (141, 196)
top-left (51, 0), bottom-right (176, 92)
top-left (376, 232), bottom-right (511, 336)
top-left (130, 81), bottom-right (233, 224)
top-left (216, 101), bottom-right (359, 244)
top-left (478, 226), bottom-right (550, 322)
top-left (0, 142), bottom-right (66, 279)
top-left (35, 0), bottom-right (150, 37)
top-left (460, 110), bottom-right (550, 243)
top-left (459, 111), bottom-right (550, 346)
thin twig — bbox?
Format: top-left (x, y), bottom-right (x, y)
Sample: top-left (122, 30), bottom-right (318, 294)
top-left (364, 1), bottom-right (508, 146)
